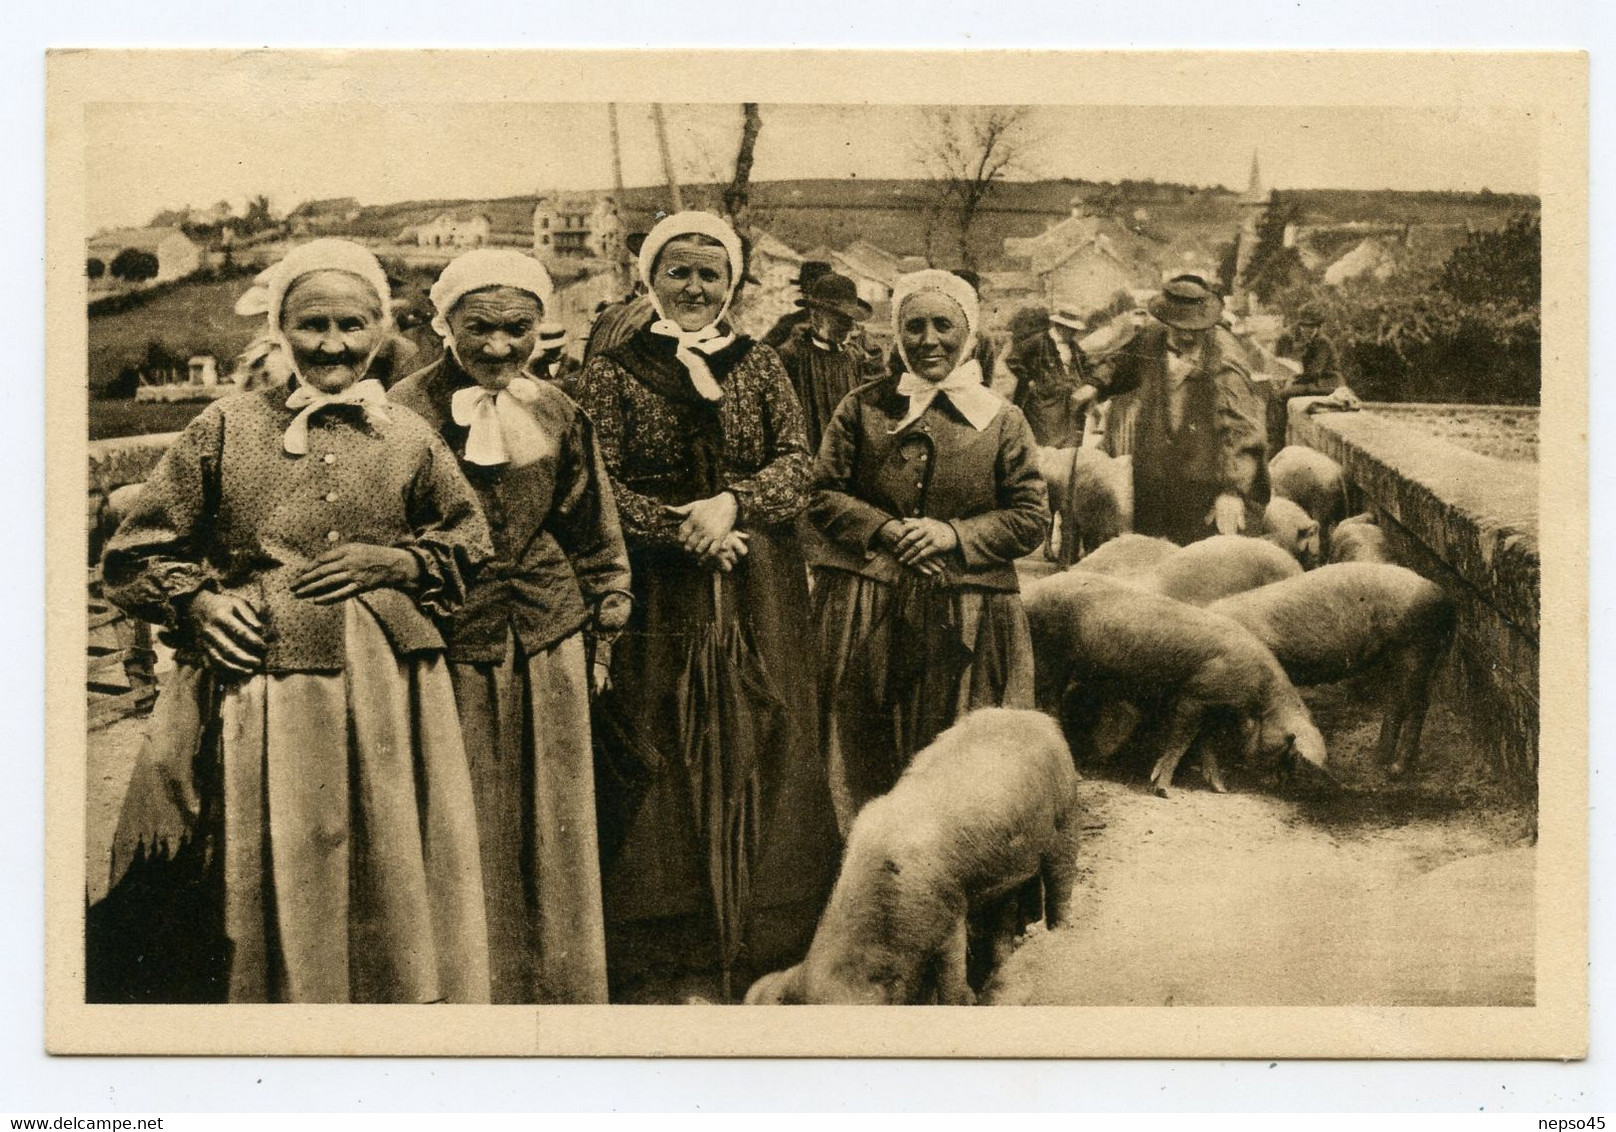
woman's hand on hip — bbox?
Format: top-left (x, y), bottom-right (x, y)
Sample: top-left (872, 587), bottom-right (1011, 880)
top-left (188, 590), bottom-right (266, 675)
top-left (291, 544), bottom-right (421, 605)
top-left (668, 492), bottom-right (739, 559)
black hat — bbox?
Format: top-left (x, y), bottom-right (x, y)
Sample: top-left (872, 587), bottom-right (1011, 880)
top-left (1148, 277), bottom-right (1223, 331)
top-left (796, 271), bottom-right (873, 322)
top-left (793, 260), bottom-right (833, 288)
top-left (952, 268), bottom-right (982, 293)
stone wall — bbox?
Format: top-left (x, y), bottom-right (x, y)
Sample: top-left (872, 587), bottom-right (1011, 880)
top-left (1287, 400), bottom-right (1539, 794)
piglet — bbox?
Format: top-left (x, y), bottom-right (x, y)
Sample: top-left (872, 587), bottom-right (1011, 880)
top-left (1024, 571), bottom-right (1330, 797)
top-left (1270, 446), bottom-right (1349, 532)
top-left (1140, 535), bottom-right (1303, 606)
top-left (1262, 496), bottom-right (1321, 568)
top-left (1071, 532), bottom-right (1178, 577)
top-left (1328, 512), bottom-right (1395, 565)
top-left (1208, 563), bottom-right (1455, 777)
top-left (744, 708), bottom-right (1080, 1006)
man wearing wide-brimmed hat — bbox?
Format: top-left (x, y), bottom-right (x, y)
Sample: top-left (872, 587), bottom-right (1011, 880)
top-left (1004, 301), bottom-right (1090, 448)
top-left (774, 270), bottom-right (873, 454)
top-left (1074, 276), bottom-right (1270, 546)
top-left (760, 259), bottom-right (834, 350)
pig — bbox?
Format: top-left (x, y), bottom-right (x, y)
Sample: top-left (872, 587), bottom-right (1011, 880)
top-left (1262, 496), bottom-right (1321, 568)
top-left (1140, 535), bottom-right (1304, 607)
top-left (1037, 446), bottom-right (1132, 566)
top-left (1208, 563), bottom-right (1455, 777)
top-left (1062, 535), bottom-right (1301, 757)
top-left (1271, 445), bottom-right (1349, 554)
top-left (1024, 571), bottom-right (1330, 797)
top-left (1072, 532), bottom-right (1178, 578)
top-left (1328, 512), bottom-right (1396, 565)
top-left (744, 708), bottom-right (1081, 1006)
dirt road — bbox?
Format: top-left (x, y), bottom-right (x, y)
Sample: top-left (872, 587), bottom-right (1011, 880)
top-left (990, 682), bottom-right (1535, 1007)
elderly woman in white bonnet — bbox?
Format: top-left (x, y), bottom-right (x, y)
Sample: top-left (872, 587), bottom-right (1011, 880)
top-left (807, 269), bottom-right (1050, 832)
top-left (576, 211), bottom-right (839, 1002)
top-left (390, 249), bottom-right (632, 1004)
top-left (100, 238), bottom-right (495, 1003)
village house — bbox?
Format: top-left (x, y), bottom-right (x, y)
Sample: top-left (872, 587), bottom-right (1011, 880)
top-left (287, 197), bottom-right (362, 237)
top-left (532, 192), bottom-right (623, 261)
top-left (1001, 197), bottom-right (1160, 318)
top-left (412, 211), bottom-right (493, 249)
top-left (86, 226), bottom-right (203, 286)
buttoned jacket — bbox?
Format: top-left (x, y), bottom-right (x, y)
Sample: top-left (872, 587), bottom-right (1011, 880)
top-left (390, 357), bottom-right (632, 663)
top-left (806, 376), bottom-right (1049, 591)
top-left (102, 382), bottom-right (492, 673)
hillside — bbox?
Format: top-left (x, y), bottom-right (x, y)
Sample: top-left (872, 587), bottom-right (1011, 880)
top-left (338, 179), bottom-right (1531, 272)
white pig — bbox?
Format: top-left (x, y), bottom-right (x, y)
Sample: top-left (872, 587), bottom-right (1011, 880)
top-left (1209, 563), bottom-right (1455, 777)
top-left (1024, 571), bottom-right (1330, 797)
top-left (744, 708), bottom-right (1081, 1005)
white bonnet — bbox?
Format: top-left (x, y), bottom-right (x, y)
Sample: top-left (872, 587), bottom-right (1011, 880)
top-left (891, 269), bottom-right (980, 370)
top-left (637, 211), bottom-right (745, 297)
top-left (235, 238), bottom-right (391, 328)
top-left (429, 249), bottom-right (556, 338)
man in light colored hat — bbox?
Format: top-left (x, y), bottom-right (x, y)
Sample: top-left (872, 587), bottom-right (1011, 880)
top-left (1073, 276), bottom-right (1270, 545)
top-left (1004, 300), bottom-right (1090, 448)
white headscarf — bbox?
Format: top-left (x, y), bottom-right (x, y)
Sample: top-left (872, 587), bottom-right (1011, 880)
top-left (637, 211), bottom-right (746, 402)
top-left (428, 249), bottom-right (559, 469)
top-left (889, 269), bottom-right (1003, 433)
top-left (233, 239), bottom-right (393, 454)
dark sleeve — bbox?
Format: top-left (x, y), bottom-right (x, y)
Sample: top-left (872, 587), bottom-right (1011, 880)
top-left (550, 408), bottom-right (633, 604)
top-left (945, 407), bottom-right (1051, 569)
top-left (761, 311), bottom-right (800, 350)
top-left (1213, 363), bottom-right (1272, 505)
top-left (574, 355), bottom-right (684, 551)
top-left (724, 346), bottom-right (813, 528)
top-left (806, 393), bottom-right (898, 552)
top-left (100, 407), bottom-right (225, 632)
top-left (401, 433), bottom-right (495, 619)
top-left (1291, 337), bottom-right (1344, 396)
top-left (1084, 345), bottom-right (1145, 401)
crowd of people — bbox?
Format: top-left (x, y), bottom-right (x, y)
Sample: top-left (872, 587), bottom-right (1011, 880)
top-left (98, 210), bottom-right (1343, 1006)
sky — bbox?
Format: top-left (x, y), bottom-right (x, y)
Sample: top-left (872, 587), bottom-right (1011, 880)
top-left (83, 101), bottom-right (1540, 232)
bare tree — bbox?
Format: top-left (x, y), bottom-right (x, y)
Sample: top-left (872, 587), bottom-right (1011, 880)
top-left (723, 103), bottom-right (763, 236)
top-left (915, 106), bottom-right (1040, 273)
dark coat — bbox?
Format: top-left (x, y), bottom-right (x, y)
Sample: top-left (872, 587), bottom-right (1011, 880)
top-left (807, 376), bottom-right (1049, 591)
top-left (1004, 331), bottom-right (1085, 447)
top-left (774, 325), bottom-right (865, 456)
top-left (389, 356), bottom-right (632, 663)
top-left (1088, 324), bottom-right (1270, 545)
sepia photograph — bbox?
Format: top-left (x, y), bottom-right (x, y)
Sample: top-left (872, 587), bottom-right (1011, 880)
top-left (41, 49), bottom-right (1587, 1060)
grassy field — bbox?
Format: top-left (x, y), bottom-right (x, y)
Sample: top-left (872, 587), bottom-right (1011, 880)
top-left (89, 398), bottom-right (212, 441)
top-left (87, 276), bottom-right (259, 397)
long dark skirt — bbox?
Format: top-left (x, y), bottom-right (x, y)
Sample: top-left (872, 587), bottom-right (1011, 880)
top-left (598, 528), bottom-right (839, 1001)
top-left (812, 569), bottom-right (1036, 835)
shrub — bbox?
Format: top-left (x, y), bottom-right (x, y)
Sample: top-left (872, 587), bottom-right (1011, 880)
top-left (110, 248), bottom-right (160, 282)
top-left (87, 257), bottom-right (105, 280)
top-left (1268, 210), bottom-right (1540, 405)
